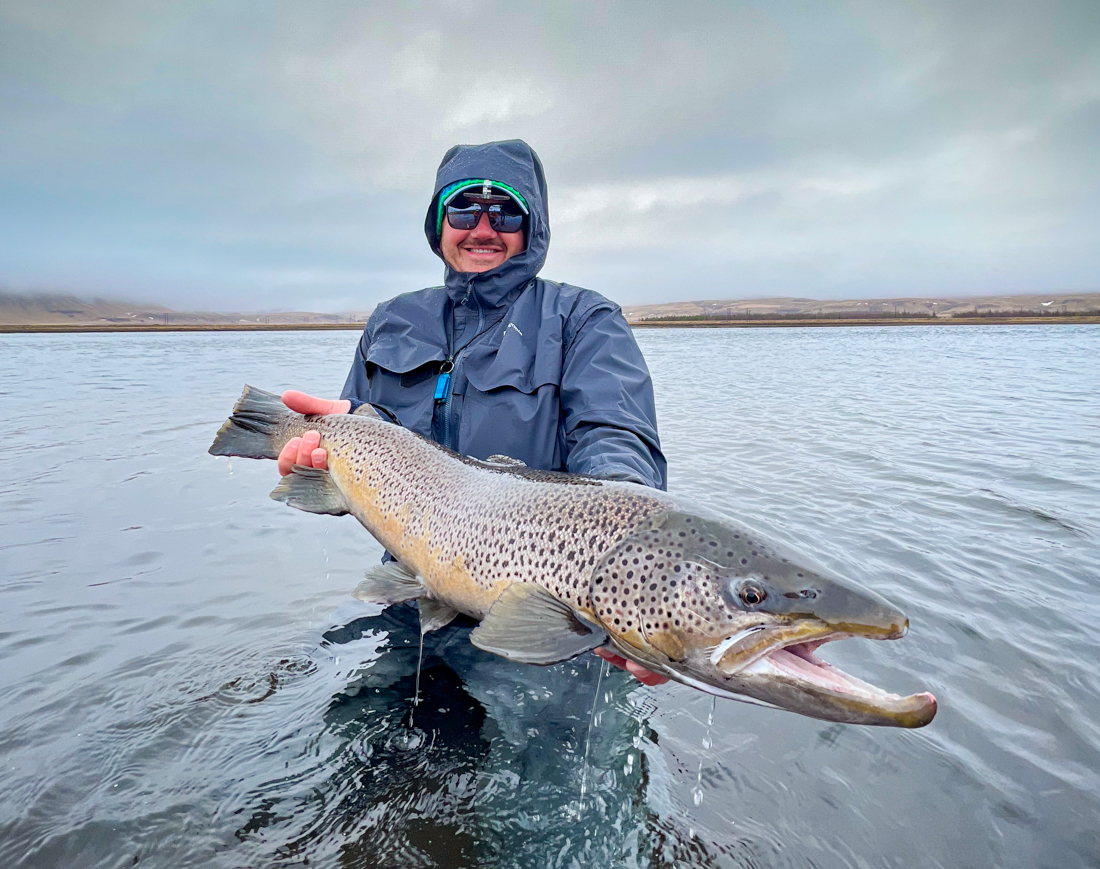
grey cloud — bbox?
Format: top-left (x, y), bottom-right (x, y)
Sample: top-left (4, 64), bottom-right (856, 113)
top-left (0, 0), bottom-right (1096, 309)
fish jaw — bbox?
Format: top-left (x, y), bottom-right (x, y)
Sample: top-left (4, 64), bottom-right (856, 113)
top-left (604, 620), bottom-right (936, 728)
top-left (674, 628), bottom-right (938, 727)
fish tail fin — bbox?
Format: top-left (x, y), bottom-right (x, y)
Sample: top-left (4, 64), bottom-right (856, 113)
top-left (208, 385), bottom-right (292, 460)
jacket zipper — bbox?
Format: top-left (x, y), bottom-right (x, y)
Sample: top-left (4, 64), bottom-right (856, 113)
top-left (438, 277), bottom-right (485, 450)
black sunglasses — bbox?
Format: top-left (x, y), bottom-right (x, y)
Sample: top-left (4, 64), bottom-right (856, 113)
top-left (445, 201), bottom-right (525, 233)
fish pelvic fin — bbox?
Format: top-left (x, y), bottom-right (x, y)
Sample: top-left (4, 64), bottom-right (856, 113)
top-left (270, 465), bottom-right (350, 516)
top-left (419, 599), bottom-right (460, 633)
top-left (354, 562), bottom-right (424, 605)
top-left (208, 385), bottom-right (290, 460)
top-left (470, 583), bottom-right (608, 665)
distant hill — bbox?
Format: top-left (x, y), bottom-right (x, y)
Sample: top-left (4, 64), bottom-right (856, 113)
top-left (4, 289), bottom-right (1098, 328)
top-left (0, 292), bottom-right (173, 325)
top-left (0, 291), bottom-right (372, 326)
top-left (622, 292), bottom-right (1100, 321)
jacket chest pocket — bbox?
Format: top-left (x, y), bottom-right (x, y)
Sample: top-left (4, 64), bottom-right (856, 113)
top-left (364, 344), bottom-right (445, 437)
top-left (460, 340), bottom-right (564, 469)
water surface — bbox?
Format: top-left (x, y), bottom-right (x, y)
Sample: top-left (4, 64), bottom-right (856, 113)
top-left (1, 325), bottom-right (1098, 867)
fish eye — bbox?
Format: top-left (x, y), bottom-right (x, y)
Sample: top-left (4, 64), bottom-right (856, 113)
top-left (739, 582), bottom-right (767, 607)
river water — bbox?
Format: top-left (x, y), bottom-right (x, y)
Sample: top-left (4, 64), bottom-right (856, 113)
top-left (1, 325), bottom-right (1098, 868)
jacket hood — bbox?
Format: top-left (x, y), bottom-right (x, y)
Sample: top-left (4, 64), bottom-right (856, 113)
top-left (424, 139), bottom-right (550, 308)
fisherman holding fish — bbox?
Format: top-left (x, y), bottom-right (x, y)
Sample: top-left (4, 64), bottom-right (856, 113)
top-left (211, 139), bottom-right (936, 725)
top-left (276, 140), bottom-right (670, 684)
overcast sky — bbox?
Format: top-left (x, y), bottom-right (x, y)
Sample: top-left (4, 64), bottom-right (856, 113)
top-left (1, 0), bottom-right (1097, 311)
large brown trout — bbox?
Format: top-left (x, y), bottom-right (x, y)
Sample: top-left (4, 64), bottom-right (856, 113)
top-left (210, 385), bottom-right (936, 727)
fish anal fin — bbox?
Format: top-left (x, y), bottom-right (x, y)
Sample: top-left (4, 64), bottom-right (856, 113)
top-left (270, 465), bottom-right (350, 516)
top-left (354, 562), bottom-right (424, 605)
top-left (470, 583), bottom-right (607, 665)
top-left (419, 598), bottom-right (460, 633)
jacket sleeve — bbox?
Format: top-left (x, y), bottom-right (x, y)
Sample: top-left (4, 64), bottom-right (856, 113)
top-left (560, 303), bottom-right (668, 490)
top-left (339, 328), bottom-right (372, 412)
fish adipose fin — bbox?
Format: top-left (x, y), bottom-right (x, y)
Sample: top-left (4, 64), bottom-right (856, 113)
top-left (354, 562), bottom-right (424, 605)
top-left (470, 583), bottom-right (608, 665)
top-left (270, 465), bottom-right (351, 516)
top-left (419, 599), bottom-right (459, 633)
top-left (208, 385), bottom-right (289, 460)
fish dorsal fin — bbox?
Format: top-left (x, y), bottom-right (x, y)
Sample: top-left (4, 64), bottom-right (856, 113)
top-left (270, 465), bottom-right (350, 516)
top-left (483, 454), bottom-right (527, 468)
top-left (419, 598), bottom-right (460, 633)
top-left (354, 562), bottom-right (424, 605)
top-left (470, 583), bottom-right (607, 665)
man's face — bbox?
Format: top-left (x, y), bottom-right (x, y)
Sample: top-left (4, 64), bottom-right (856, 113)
top-left (440, 197), bottom-right (526, 273)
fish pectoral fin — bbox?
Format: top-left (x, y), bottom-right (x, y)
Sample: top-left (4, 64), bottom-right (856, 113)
top-left (270, 465), bottom-right (350, 516)
top-left (483, 454), bottom-right (527, 468)
top-left (419, 598), bottom-right (460, 633)
top-left (470, 583), bottom-right (608, 665)
top-left (354, 562), bottom-right (424, 605)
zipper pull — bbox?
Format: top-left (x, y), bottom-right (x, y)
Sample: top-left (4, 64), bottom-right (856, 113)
top-left (434, 359), bottom-right (454, 402)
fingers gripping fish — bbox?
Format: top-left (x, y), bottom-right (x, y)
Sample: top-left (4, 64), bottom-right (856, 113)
top-left (210, 386), bottom-right (937, 728)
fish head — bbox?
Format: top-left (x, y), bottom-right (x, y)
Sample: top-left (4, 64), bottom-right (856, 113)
top-left (589, 511), bottom-right (936, 728)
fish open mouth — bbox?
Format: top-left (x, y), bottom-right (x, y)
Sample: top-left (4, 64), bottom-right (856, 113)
top-left (737, 634), bottom-right (937, 727)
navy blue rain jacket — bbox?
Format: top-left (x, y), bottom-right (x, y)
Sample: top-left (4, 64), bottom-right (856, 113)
top-left (340, 139), bottom-right (667, 490)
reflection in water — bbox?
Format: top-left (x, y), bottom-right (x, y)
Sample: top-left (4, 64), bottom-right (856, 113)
top-left (228, 604), bottom-right (714, 868)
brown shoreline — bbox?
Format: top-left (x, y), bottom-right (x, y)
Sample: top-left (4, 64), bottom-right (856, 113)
top-left (2, 316), bottom-right (1099, 334)
top-left (0, 323), bottom-right (369, 334)
top-left (629, 316), bottom-right (1100, 328)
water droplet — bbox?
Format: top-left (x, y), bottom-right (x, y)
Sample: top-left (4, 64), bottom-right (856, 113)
top-left (702, 736), bottom-right (712, 750)
top-left (692, 786), bottom-right (703, 806)
top-left (386, 727), bottom-right (426, 751)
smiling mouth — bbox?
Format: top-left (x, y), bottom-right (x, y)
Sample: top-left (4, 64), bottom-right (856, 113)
top-left (463, 247), bottom-right (504, 255)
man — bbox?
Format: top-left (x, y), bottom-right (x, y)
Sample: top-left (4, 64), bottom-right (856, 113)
top-left (279, 139), bottom-right (667, 684)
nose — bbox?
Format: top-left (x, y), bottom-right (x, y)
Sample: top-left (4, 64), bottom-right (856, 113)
top-left (468, 211), bottom-right (499, 239)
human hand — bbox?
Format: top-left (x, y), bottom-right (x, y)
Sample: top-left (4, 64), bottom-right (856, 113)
top-left (593, 647), bottom-right (669, 686)
top-left (276, 391), bottom-right (352, 476)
